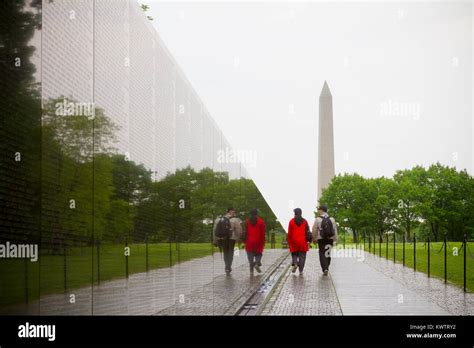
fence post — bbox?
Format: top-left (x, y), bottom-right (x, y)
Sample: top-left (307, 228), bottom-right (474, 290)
top-left (125, 240), bottom-right (129, 279)
top-left (368, 233), bottom-right (371, 252)
top-left (210, 221), bottom-right (214, 257)
top-left (393, 233), bottom-right (396, 263)
top-left (24, 257), bottom-right (28, 304)
top-left (385, 233), bottom-right (388, 259)
top-left (379, 233), bottom-right (382, 257)
top-left (177, 235), bottom-right (180, 264)
top-left (343, 230), bottom-right (345, 249)
top-left (63, 246), bottom-right (68, 292)
top-left (403, 234), bottom-right (405, 267)
top-left (145, 233), bottom-right (149, 272)
top-left (373, 231), bottom-right (376, 254)
top-left (444, 234), bottom-right (447, 284)
top-left (463, 234), bottom-right (467, 292)
top-left (159, 238), bottom-right (161, 267)
top-left (96, 241), bottom-right (100, 285)
top-left (169, 237), bottom-right (172, 268)
top-left (363, 231), bottom-right (366, 250)
top-left (413, 234), bottom-right (416, 272)
top-left (271, 232), bottom-right (275, 249)
top-left (427, 236), bottom-right (430, 278)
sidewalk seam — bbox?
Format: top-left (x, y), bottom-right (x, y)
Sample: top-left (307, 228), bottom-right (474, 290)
top-left (227, 251), bottom-right (288, 315)
top-left (260, 262), bottom-right (291, 315)
top-left (255, 260), bottom-right (290, 315)
top-left (328, 271), bottom-right (343, 316)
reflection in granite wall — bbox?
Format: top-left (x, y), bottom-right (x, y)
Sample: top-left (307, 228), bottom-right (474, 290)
top-left (0, 0), bottom-right (280, 314)
top-left (0, 0), bottom-right (42, 310)
top-left (0, 1), bottom-right (42, 244)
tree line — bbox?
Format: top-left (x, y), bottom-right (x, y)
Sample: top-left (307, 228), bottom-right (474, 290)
top-left (40, 98), bottom-right (280, 251)
top-left (319, 164), bottom-right (474, 242)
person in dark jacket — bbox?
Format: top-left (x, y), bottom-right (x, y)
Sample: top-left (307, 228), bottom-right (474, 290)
top-left (213, 207), bottom-right (242, 274)
top-left (312, 204), bottom-right (338, 275)
top-left (287, 208), bottom-right (311, 275)
top-left (243, 208), bottom-right (266, 274)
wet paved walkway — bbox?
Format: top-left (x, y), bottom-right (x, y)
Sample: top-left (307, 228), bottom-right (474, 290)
top-left (158, 250), bottom-right (287, 315)
top-left (264, 248), bottom-right (473, 315)
top-left (331, 251), bottom-right (449, 315)
top-left (3, 247), bottom-right (473, 316)
top-left (262, 250), bottom-right (342, 315)
top-left (1, 249), bottom-right (285, 315)
top-left (362, 251), bottom-right (474, 315)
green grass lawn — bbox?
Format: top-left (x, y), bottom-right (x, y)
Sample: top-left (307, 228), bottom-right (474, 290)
top-left (340, 241), bottom-right (474, 292)
top-left (0, 243), bottom-right (216, 307)
top-left (264, 232), bottom-right (286, 249)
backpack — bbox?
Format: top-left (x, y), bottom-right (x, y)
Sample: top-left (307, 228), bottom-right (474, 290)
top-left (241, 228), bottom-right (247, 243)
top-left (304, 220), bottom-right (313, 242)
top-left (319, 216), bottom-right (334, 239)
top-left (241, 221), bottom-right (250, 242)
top-left (215, 216), bottom-right (232, 240)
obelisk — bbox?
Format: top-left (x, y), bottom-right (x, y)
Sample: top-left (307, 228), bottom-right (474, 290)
top-left (317, 81), bottom-right (335, 202)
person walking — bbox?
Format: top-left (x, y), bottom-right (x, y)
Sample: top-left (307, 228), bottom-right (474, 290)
top-left (213, 207), bottom-right (242, 274)
top-left (243, 208), bottom-right (266, 275)
top-left (287, 208), bottom-right (311, 275)
top-left (312, 204), bottom-right (337, 276)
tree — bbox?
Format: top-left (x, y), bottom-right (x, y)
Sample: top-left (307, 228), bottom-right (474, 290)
top-left (41, 98), bottom-right (119, 248)
top-left (319, 173), bottom-right (370, 243)
top-left (134, 167), bottom-right (281, 243)
top-left (393, 166), bottom-right (426, 241)
top-left (417, 163), bottom-right (471, 241)
top-left (140, 3), bottom-right (154, 21)
top-left (370, 177), bottom-right (398, 241)
top-left (110, 154), bottom-right (152, 205)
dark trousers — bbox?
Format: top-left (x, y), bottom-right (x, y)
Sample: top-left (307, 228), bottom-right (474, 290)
top-left (246, 251), bottom-right (262, 271)
top-left (291, 251), bottom-right (306, 272)
top-left (221, 239), bottom-right (236, 271)
top-left (317, 239), bottom-right (333, 271)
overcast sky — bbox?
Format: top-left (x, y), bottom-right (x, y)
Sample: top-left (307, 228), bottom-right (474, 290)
top-left (148, 0), bottom-right (473, 228)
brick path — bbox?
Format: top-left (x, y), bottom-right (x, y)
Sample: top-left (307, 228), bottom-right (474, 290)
top-left (262, 250), bottom-right (342, 315)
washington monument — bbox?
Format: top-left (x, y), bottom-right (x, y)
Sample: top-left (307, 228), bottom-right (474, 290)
top-left (317, 81), bottom-right (335, 202)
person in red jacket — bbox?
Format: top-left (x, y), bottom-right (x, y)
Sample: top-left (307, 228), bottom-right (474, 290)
top-left (287, 208), bottom-right (311, 275)
top-left (244, 208), bottom-right (266, 274)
